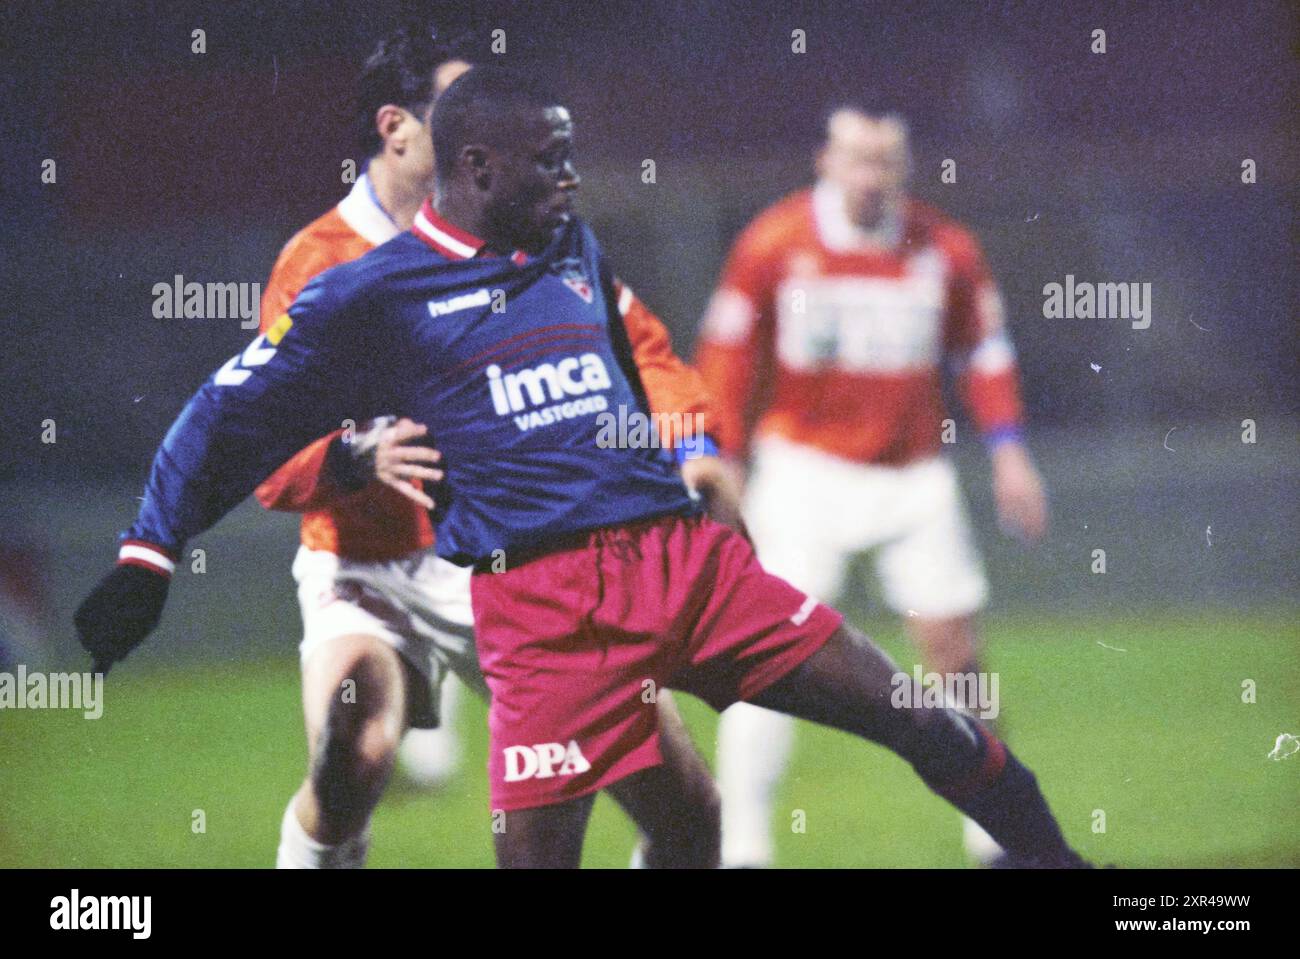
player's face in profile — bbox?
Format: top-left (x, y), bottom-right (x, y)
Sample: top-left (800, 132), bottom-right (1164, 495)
top-left (491, 105), bottom-right (580, 252)
top-left (820, 112), bottom-right (909, 229)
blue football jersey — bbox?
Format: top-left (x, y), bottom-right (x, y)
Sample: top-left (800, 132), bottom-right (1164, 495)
top-left (127, 206), bottom-right (698, 566)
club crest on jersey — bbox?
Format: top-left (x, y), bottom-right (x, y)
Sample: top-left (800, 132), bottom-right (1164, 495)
top-left (551, 256), bottom-right (595, 303)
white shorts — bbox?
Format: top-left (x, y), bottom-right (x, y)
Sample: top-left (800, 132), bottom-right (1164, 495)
top-left (292, 545), bottom-right (488, 729)
top-left (744, 435), bottom-right (988, 619)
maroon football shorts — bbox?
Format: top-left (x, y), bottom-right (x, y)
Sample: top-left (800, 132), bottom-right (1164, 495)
top-left (470, 513), bottom-right (842, 811)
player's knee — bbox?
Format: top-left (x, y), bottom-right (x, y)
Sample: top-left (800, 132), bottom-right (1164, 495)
top-left (308, 634), bottom-right (402, 706)
top-left (319, 694), bottom-right (399, 778)
top-left (311, 652), bottom-right (403, 813)
top-left (352, 716), bottom-right (401, 783)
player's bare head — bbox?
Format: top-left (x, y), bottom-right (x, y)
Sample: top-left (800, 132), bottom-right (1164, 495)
top-left (356, 24), bottom-right (474, 167)
top-left (817, 106), bottom-right (911, 229)
top-left (432, 66), bottom-right (578, 254)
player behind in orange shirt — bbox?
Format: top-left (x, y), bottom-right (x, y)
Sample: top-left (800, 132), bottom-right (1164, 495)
top-left (258, 26), bottom-right (726, 868)
top-left (695, 107), bottom-right (1049, 867)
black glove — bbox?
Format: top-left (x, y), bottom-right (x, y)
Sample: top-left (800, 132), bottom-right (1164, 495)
top-left (75, 563), bottom-right (171, 674)
top-left (323, 416), bottom-right (397, 493)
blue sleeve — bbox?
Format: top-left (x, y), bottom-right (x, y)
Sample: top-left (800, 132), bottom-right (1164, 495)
top-left (127, 275), bottom-right (388, 551)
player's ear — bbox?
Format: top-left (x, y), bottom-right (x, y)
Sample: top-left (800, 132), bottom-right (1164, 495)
top-left (375, 104), bottom-right (408, 154)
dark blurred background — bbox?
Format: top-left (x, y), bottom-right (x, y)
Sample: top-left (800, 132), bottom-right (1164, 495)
top-left (0, 0), bottom-right (1295, 663)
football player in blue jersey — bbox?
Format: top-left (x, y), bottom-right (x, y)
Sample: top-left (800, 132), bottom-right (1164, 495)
top-left (77, 66), bottom-right (1089, 869)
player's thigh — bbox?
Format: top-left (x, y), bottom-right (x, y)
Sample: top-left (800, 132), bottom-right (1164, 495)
top-left (300, 633), bottom-right (409, 755)
top-left (300, 548), bottom-right (462, 732)
top-left (875, 458), bottom-right (988, 619)
top-left (654, 690), bottom-right (709, 784)
top-left (747, 623), bottom-right (910, 740)
top-left (294, 548), bottom-right (406, 738)
top-left (668, 517), bottom-right (843, 714)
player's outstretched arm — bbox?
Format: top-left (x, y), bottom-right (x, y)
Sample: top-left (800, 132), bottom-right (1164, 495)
top-left (75, 277), bottom-right (382, 672)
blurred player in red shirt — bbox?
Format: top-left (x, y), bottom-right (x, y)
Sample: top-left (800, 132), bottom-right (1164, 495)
top-left (696, 107), bottom-right (1048, 867)
top-left (259, 28), bottom-right (721, 868)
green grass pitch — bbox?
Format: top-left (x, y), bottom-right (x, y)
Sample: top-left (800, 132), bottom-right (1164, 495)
top-left (2, 610), bottom-right (1296, 868)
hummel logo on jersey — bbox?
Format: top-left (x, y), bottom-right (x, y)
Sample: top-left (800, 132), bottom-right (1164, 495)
top-left (214, 333), bottom-right (278, 386)
top-left (487, 353), bottom-right (612, 431)
top-left (428, 288), bottom-right (492, 317)
top-left (503, 740), bottom-right (592, 782)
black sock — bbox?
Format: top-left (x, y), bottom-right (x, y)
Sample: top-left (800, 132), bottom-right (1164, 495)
top-left (909, 713), bottom-right (1078, 865)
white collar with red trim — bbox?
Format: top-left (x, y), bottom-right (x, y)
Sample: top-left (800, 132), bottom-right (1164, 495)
top-left (411, 199), bottom-right (529, 265)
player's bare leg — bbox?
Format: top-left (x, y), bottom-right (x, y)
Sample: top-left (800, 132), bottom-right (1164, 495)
top-left (748, 624), bottom-right (1083, 867)
top-left (714, 617), bottom-right (998, 867)
top-left (607, 691), bottom-right (721, 869)
top-left (495, 794), bottom-right (597, 869)
top-left (910, 614), bottom-right (981, 679)
top-left (276, 633), bottom-right (409, 868)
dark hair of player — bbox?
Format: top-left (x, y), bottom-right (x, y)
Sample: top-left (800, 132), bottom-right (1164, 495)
top-left (356, 24), bottom-right (475, 158)
top-left (431, 66), bottom-right (565, 183)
